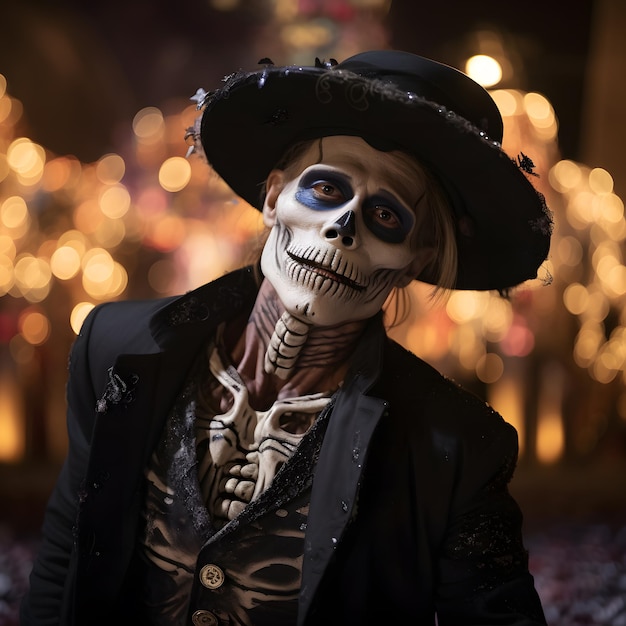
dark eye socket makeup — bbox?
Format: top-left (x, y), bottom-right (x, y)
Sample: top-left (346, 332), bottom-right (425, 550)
top-left (363, 192), bottom-right (415, 243)
top-left (295, 168), bottom-right (353, 209)
top-left (295, 167), bottom-right (415, 244)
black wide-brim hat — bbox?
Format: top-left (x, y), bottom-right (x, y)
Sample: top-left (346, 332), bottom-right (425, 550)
top-left (198, 50), bottom-right (553, 291)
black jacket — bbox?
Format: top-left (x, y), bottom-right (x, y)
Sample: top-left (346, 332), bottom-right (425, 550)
top-left (21, 266), bottom-right (546, 625)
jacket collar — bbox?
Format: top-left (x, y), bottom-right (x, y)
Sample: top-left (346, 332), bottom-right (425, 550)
top-left (342, 310), bottom-right (386, 394)
top-left (149, 265), bottom-right (259, 350)
top-left (149, 264), bottom-right (388, 391)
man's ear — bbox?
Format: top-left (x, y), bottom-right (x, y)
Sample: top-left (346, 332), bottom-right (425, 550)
top-left (262, 170), bottom-right (286, 227)
top-left (395, 247), bottom-right (436, 287)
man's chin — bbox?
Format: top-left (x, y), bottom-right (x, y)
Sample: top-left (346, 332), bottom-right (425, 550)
top-left (282, 299), bottom-right (372, 328)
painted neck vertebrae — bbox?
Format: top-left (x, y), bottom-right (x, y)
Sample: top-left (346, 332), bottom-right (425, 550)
top-left (264, 311), bottom-right (311, 379)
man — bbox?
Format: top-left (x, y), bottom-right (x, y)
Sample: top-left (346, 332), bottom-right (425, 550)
top-left (22, 50), bottom-right (551, 625)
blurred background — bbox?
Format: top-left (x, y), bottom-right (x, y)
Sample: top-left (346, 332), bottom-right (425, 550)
top-left (1, 0), bottom-right (625, 624)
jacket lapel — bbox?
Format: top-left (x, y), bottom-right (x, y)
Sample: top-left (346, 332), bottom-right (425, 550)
top-left (85, 267), bottom-right (259, 490)
top-left (298, 315), bottom-right (388, 623)
top-left (76, 268), bottom-right (259, 601)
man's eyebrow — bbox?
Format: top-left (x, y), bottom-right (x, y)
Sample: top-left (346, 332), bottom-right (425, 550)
top-left (376, 188), bottom-right (406, 204)
top-left (301, 165), bottom-right (354, 183)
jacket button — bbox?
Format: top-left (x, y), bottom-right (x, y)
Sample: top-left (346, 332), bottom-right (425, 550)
top-left (191, 609), bottom-right (218, 625)
top-left (199, 564), bottom-right (225, 589)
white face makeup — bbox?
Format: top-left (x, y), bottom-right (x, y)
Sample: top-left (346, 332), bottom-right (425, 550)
top-left (261, 136), bottom-right (431, 327)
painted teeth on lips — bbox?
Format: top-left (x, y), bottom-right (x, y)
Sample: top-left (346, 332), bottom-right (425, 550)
top-left (287, 251), bottom-right (364, 291)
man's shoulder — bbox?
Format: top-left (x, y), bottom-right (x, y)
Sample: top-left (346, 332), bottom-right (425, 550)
top-left (83, 295), bottom-right (176, 343)
top-left (381, 338), bottom-right (512, 436)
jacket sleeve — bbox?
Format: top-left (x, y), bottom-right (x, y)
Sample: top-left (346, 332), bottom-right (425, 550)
top-left (20, 305), bottom-right (104, 626)
top-left (434, 411), bottom-right (546, 625)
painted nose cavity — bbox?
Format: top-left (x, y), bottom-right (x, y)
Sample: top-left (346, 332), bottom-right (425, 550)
top-left (323, 210), bottom-right (357, 248)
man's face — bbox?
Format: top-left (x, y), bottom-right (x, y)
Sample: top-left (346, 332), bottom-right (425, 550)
top-left (261, 136), bottom-right (432, 327)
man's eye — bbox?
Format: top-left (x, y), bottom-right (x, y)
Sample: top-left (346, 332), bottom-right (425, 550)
top-left (371, 205), bottom-right (401, 229)
top-left (311, 181), bottom-right (344, 202)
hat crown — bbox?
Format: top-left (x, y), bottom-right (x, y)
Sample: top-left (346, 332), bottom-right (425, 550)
top-left (335, 50), bottom-right (503, 141)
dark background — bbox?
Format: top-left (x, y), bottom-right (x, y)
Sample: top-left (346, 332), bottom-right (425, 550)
top-left (0, 0), bottom-right (595, 163)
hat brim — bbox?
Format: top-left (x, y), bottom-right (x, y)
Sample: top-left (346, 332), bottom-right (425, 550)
top-left (200, 65), bottom-right (552, 291)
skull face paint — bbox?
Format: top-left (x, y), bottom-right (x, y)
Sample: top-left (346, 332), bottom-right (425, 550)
top-left (261, 136), bottom-right (430, 327)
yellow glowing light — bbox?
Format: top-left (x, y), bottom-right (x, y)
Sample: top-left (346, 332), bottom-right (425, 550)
top-left (273, 0), bottom-right (299, 21)
top-left (588, 167), bottom-right (613, 195)
top-left (556, 236), bottom-right (583, 267)
top-left (133, 107), bottom-right (165, 141)
top-left (1, 196), bottom-right (29, 229)
top-left (7, 137), bottom-right (46, 175)
top-left (487, 375), bottom-right (525, 456)
top-left (481, 296), bottom-right (513, 340)
top-left (42, 158), bottom-right (71, 192)
top-left (597, 193), bottom-right (624, 224)
top-left (404, 321), bottom-right (448, 361)
top-left (490, 89), bottom-right (522, 117)
top-left (70, 302), bottom-right (95, 335)
top-left (0, 255), bottom-right (14, 295)
top-left (452, 325), bottom-right (485, 370)
top-left (74, 199), bottom-right (104, 234)
top-left (549, 160), bottom-right (582, 192)
top-left (82, 252), bottom-right (128, 299)
top-left (148, 214), bottom-right (186, 251)
top-left (0, 154), bottom-right (9, 183)
top-left (96, 153), bottom-right (126, 184)
top-left (0, 235), bottom-right (16, 260)
top-left (41, 156), bottom-right (82, 192)
top-left (17, 161), bottom-right (45, 186)
top-left (94, 218), bottom-right (126, 248)
top-left (58, 230), bottom-right (87, 254)
top-left (159, 156), bottom-right (192, 192)
top-left (536, 364), bottom-right (565, 464)
top-left (574, 325), bottom-right (603, 366)
top-left (569, 191), bottom-right (596, 226)
top-left (605, 264), bottom-right (626, 296)
top-left (280, 22), bottom-right (335, 48)
top-left (0, 73), bottom-right (6, 98)
top-left (595, 252), bottom-right (620, 283)
top-left (14, 255), bottom-right (51, 291)
top-left (465, 55), bottom-right (502, 88)
top-left (148, 259), bottom-right (177, 294)
top-left (536, 412), bottom-right (564, 463)
top-left (3, 97), bottom-right (22, 126)
top-left (563, 283), bottom-right (589, 315)
top-left (0, 96), bottom-right (13, 125)
top-left (19, 308), bottom-right (51, 345)
top-left (0, 369), bottom-right (24, 462)
top-left (476, 352), bottom-right (504, 383)
top-left (99, 184), bottom-right (131, 218)
top-left (523, 92), bottom-right (554, 126)
top-left (446, 291), bottom-right (488, 323)
top-left (592, 239), bottom-right (619, 265)
top-left (82, 248), bottom-right (114, 282)
top-left (50, 245), bottom-right (81, 280)
top-left (20, 282), bottom-right (51, 304)
top-left (106, 263), bottom-right (128, 298)
top-left (586, 291), bottom-right (610, 322)
top-left (592, 352), bottom-right (619, 384)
